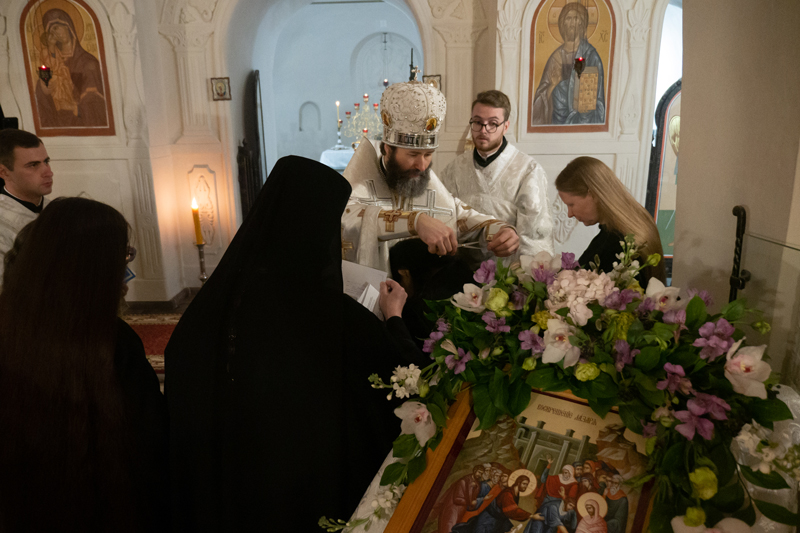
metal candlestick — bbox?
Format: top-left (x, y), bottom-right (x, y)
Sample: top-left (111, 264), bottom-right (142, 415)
top-left (195, 243), bottom-right (208, 285)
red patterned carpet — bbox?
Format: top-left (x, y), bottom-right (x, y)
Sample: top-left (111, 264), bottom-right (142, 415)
top-left (123, 314), bottom-right (181, 379)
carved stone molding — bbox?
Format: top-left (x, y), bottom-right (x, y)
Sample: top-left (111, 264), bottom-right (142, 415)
top-left (498, 0), bottom-right (522, 44)
top-left (429, 0), bottom-right (466, 19)
top-left (159, 23), bottom-right (214, 51)
top-left (161, 0), bottom-right (219, 25)
top-left (552, 196), bottom-right (577, 244)
top-left (434, 23), bottom-right (486, 46)
top-left (626, 0), bottom-right (651, 48)
top-left (618, 0), bottom-right (651, 136)
top-left (131, 163), bottom-right (165, 278)
top-left (188, 165), bottom-right (219, 248)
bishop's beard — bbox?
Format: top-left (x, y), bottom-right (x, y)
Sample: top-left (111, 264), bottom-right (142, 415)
top-left (384, 152), bottom-right (431, 198)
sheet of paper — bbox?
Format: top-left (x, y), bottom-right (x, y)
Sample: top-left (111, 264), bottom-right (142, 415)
top-left (341, 260), bottom-right (387, 318)
top-left (357, 284), bottom-right (382, 320)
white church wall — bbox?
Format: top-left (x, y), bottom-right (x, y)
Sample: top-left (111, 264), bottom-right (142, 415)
top-left (675, 0), bottom-right (800, 380)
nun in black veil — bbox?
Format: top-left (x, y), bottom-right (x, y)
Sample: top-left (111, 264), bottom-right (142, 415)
top-left (166, 156), bottom-right (426, 532)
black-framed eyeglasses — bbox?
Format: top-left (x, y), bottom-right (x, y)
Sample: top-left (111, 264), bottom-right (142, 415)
top-left (469, 120), bottom-right (506, 133)
top-left (126, 246), bottom-right (136, 264)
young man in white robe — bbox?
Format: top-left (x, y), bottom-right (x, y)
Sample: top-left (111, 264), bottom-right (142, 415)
top-left (440, 90), bottom-right (554, 268)
top-left (341, 78), bottom-right (519, 273)
top-left (0, 129), bottom-right (53, 283)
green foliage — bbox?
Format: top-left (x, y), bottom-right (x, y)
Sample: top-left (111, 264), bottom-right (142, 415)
top-left (753, 499), bottom-right (800, 526)
top-left (739, 465), bottom-right (791, 490)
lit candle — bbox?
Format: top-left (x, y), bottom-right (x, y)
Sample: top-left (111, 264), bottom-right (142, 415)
top-left (373, 103), bottom-right (378, 110)
top-left (191, 198), bottom-right (204, 245)
top-left (383, 79), bottom-right (389, 87)
top-left (354, 103), bottom-right (359, 110)
top-left (335, 101), bottom-right (340, 122)
top-left (364, 93), bottom-right (368, 100)
top-left (363, 128), bottom-right (368, 135)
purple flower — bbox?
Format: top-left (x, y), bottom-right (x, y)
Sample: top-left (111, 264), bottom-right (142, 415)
top-left (510, 290), bottom-right (527, 311)
top-left (422, 331), bottom-right (444, 353)
top-left (642, 421), bottom-right (658, 438)
top-left (614, 339), bottom-right (640, 371)
top-left (436, 318), bottom-right (451, 333)
top-left (482, 311), bottom-right (511, 333)
top-left (473, 260), bottom-right (497, 284)
top-left (674, 409), bottom-right (714, 440)
top-left (519, 330), bottom-right (544, 353)
top-left (532, 267), bottom-right (556, 285)
top-left (687, 289), bottom-right (714, 308)
top-left (445, 347), bottom-right (473, 375)
top-left (693, 318), bottom-right (735, 361)
top-left (637, 297), bottom-right (656, 315)
top-left (663, 309), bottom-right (686, 326)
top-left (688, 392), bottom-right (731, 421)
top-left (604, 289), bottom-right (638, 311)
top-left (657, 363), bottom-right (693, 395)
top-left (561, 252), bottom-right (579, 270)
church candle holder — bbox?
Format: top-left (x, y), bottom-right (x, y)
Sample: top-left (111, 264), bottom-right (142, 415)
top-left (195, 243), bottom-right (209, 285)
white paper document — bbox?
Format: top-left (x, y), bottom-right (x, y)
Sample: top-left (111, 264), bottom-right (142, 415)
top-left (341, 260), bottom-right (387, 319)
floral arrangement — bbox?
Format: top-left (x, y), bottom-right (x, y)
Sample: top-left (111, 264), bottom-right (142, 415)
top-left (321, 237), bottom-right (798, 533)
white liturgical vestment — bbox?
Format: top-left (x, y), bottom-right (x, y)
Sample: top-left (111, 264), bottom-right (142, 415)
top-left (341, 139), bottom-right (511, 273)
top-left (440, 142), bottom-right (554, 266)
top-left (0, 194), bottom-right (41, 285)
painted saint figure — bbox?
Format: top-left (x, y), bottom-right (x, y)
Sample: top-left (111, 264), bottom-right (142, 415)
top-left (603, 475), bottom-right (628, 533)
top-left (452, 475), bottom-right (533, 533)
top-left (575, 493), bottom-right (608, 533)
top-left (435, 465), bottom-right (484, 533)
top-left (525, 457), bottom-right (579, 533)
top-left (531, 2), bottom-right (605, 125)
top-left (35, 8), bottom-right (107, 128)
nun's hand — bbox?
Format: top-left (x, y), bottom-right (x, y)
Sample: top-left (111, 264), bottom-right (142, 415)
top-left (380, 279), bottom-right (407, 319)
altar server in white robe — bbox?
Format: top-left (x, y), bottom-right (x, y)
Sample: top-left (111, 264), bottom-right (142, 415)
top-left (341, 77), bottom-right (519, 273)
top-left (441, 90), bottom-right (554, 268)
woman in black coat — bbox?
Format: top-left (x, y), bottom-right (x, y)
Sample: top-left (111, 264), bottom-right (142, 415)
top-left (166, 156), bottom-right (426, 532)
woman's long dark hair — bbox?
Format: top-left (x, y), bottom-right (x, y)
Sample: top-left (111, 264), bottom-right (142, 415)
top-left (0, 197), bottom-right (138, 531)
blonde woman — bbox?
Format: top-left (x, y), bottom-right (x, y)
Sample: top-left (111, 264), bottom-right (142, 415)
top-left (555, 156), bottom-right (666, 288)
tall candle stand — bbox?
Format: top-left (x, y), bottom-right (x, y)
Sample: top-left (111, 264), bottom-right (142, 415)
top-left (195, 243), bottom-right (208, 285)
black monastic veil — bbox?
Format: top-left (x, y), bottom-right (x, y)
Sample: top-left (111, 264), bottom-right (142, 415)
top-left (166, 156), bottom-right (425, 531)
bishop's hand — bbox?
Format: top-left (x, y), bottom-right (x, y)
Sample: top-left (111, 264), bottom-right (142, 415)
top-left (488, 227), bottom-right (519, 257)
top-left (416, 213), bottom-right (458, 256)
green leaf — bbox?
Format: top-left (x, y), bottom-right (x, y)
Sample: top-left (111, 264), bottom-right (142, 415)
top-left (473, 384), bottom-right (498, 430)
top-left (588, 373), bottom-right (618, 399)
top-left (407, 451), bottom-right (428, 483)
top-left (707, 445), bottom-right (736, 486)
top-left (587, 397), bottom-right (615, 418)
top-left (508, 379), bottom-right (532, 417)
top-left (701, 502), bottom-right (725, 528)
top-left (684, 296), bottom-right (708, 329)
top-left (392, 434), bottom-right (419, 458)
top-left (627, 320), bottom-right (645, 345)
top-left (740, 465), bottom-right (791, 490)
top-left (490, 368), bottom-right (509, 413)
top-left (753, 499), bottom-right (800, 526)
top-left (721, 299), bottom-right (746, 322)
top-left (380, 461), bottom-right (406, 486)
top-left (428, 402), bottom-right (447, 428)
top-left (709, 482), bottom-right (745, 513)
top-left (427, 430), bottom-right (443, 451)
top-left (750, 398), bottom-right (793, 426)
top-left (661, 441), bottom-right (685, 473)
top-left (555, 307), bottom-right (569, 317)
top-left (527, 367), bottom-right (559, 390)
top-left (648, 501), bottom-right (676, 533)
top-left (619, 404), bottom-right (644, 434)
top-left (635, 346), bottom-right (661, 372)
top-left (733, 502), bottom-right (757, 526)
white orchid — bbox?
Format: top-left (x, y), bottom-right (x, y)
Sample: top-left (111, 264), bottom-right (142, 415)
top-left (645, 278), bottom-right (683, 312)
top-left (451, 283), bottom-right (488, 313)
top-left (394, 401), bottom-right (437, 446)
top-left (542, 319), bottom-right (581, 368)
top-left (724, 339), bottom-right (771, 399)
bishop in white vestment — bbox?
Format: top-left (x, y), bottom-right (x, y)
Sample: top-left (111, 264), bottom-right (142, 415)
top-left (341, 79), bottom-right (518, 273)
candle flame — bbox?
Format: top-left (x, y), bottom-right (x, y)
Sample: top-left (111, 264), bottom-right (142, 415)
top-left (191, 197), bottom-right (199, 209)
top-left (335, 101), bottom-right (340, 106)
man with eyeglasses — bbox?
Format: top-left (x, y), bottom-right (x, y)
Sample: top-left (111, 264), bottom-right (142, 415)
top-left (441, 90), bottom-right (554, 268)
top-left (341, 79), bottom-right (519, 273)
top-left (0, 129), bottom-right (54, 283)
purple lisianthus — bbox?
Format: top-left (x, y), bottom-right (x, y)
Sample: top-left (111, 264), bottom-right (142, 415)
top-left (532, 267), bottom-right (556, 285)
top-left (561, 252), bottom-right (579, 270)
top-left (642, 421), bottom-right (658, 438)
top-left (445, 347), bottom-right (473, 375)
top-left (510, 290), bottom-right (528, 311)
top-left (519, 330), bottom-right (544, 354)
top-left (614, 339), bottom-right (640, 371)
top-left (422, 330), bottom-right (444, 353)
top-left (604, 289), bottom-right (638, 311)
top-left (657, 363), bottom-right (693, 395)
top-left (663, 309), bottom-right (686, 326)
top-left (693, 318), bottom-right (735, 361)
top-left (688, 392), bottom-right (731, 421)
top-left (473, 260), bottom-right (497, 284)
top-left (687, 288), bottom-right (714, 308)
top-left (436, 318), bottom-right (451, 333)
top-left (637, 297), bottom-right (656, 315)
top-left (674, 409), bottom-right (714, 440)
top-left (482, 311), bottom-right (511, 333)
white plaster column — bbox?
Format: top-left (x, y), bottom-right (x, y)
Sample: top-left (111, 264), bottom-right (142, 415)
top-left (618, 0), bottom-right (651, 141)
top-left (0, 13), bottom-right (23, 124)
top-left (497, 0), bottom-right (521, 129)
top-left (110, 2), bottom-right (145, 141)
top-left (435, 23), bottom-right (486, 133)
top-left (159, 22), bottom-right (217, 144)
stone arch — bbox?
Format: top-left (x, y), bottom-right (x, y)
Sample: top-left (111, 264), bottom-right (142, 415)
top-left (299, 101), bottom-right (320, 132)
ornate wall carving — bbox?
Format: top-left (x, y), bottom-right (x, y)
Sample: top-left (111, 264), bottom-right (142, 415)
top-left (429, 0), bottom-right (467, 19)
top-left (619, 0), bottom-right (651, 136)
top-left (110, 2), bottom-right (146, 141)
top-left (188, 165), bottom-right (219, 248)
top-left (551, 195), bottom-right (577, 244)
